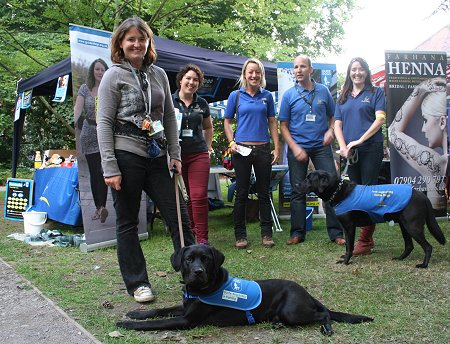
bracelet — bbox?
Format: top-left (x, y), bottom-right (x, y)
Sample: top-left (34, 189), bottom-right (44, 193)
top-left (228, 140), bottom-right (235, 147)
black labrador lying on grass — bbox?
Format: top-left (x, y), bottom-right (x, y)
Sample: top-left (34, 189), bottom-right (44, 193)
top-left (117, 244), bottom-right (373, 335)
top-left (298, 170), bottom-right (446, 268)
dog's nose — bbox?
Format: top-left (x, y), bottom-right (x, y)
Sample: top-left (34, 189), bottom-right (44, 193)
top-left (193, 266), bottom-right (204, 275)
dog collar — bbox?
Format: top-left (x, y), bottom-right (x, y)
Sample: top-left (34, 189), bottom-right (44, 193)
top-left (328, 179), bottom-right (344, 204)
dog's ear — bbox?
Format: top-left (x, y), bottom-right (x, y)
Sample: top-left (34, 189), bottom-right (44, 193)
top-left (209, 246), bottom-right (225, 270)
top-left (171, 246), bottom-right (187, 272)
top-left (317, 172), bottom-right (330, 194)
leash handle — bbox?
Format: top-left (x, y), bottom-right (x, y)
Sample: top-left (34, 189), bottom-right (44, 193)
top-left (173, 173), bottom-right (185, 248)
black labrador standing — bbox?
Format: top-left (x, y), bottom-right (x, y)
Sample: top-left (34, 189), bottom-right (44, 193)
top-left (117, 244), bottom-right (373, 335)
top-left (298, 170), bottom-right (446, 268)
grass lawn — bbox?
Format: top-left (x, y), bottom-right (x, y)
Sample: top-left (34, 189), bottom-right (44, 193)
top-left (1, 184), bottom-right (449, 344)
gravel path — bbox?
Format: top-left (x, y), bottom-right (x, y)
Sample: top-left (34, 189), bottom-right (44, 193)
top-left (0, 257), bottom-right (101, 344)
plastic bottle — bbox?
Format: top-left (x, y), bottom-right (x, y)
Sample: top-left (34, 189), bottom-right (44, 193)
top-left (34, 151), bottom-right (42, 169)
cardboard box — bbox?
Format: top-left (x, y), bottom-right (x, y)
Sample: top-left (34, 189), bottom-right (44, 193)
top-left (44, 149), bottom-right (76, 160)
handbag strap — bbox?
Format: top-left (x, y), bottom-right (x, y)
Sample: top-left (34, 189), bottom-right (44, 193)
top-left (235, 89), bottom-right (240, 121)
top-left (233, 90), bottom-right (240, 140)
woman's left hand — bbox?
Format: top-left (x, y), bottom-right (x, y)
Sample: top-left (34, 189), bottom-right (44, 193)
top-left (271, 149), bottom-right (279, 165)
top-left (170, 159), bottom-right (182, 176)
top-left (347, 139), bottom-right (362, 151)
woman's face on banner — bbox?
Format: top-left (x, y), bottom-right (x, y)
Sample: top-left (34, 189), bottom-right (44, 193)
top-left (421, 91), bottom-right (446, 148)
top-left (94, 62), bottom-right (106, 83)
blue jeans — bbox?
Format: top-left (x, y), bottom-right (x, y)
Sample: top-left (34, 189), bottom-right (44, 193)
top-left (111, 150), bottom-right (195, 295)
top-left (287, 145), bottom-right (343, 241)
top-left (233, 143), bottom-right (273, 240)
top-left (347, 142), bottom-right (383, 185)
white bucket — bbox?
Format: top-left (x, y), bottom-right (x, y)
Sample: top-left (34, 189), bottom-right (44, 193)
top-left (21, 211), bottom-right (47, 235)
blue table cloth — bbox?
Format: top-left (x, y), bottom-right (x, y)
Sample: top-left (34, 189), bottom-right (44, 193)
top-left (31, 167), bottom-right (82, 226)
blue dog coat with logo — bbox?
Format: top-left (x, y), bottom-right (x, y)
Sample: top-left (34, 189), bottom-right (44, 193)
top-left (184, 276), bottom-right (262, 324)
top-left (334, 184), bottom-right (413, 223)
top-left (197, 276), bottom-right (262, 311)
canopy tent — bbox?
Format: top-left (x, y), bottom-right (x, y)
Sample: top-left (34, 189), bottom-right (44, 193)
top-left (16, 35), bottom-right (278, 100)
top-left (13, 35), bottom-right (277, 177)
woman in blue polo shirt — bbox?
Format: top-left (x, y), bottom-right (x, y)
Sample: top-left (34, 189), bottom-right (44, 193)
top-left (334, 57), bottom-right (386, 256)
top-left (224, 58), bottom-right (280, 249)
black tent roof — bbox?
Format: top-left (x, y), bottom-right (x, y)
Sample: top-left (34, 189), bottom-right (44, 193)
top-left (13, 35), bottom-right (277, 177)
top-left (17, 35), bottom-right (277, 102)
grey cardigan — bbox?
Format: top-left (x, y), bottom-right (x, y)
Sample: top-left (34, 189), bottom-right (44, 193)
top-left (97, 63), bottom-right (180, 177)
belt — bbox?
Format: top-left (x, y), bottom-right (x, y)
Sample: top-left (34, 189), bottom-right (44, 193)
top-left (236, 142), bottom-right (270, 149)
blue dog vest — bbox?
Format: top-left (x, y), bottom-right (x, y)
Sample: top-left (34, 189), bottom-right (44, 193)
top-left (334, 184), bottom-right (413, 223)
top-left (185, 276), bottom-right (262, 324)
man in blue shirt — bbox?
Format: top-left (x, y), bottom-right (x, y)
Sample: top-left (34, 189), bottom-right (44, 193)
top-left (279, 55), bottom-right (344, 245)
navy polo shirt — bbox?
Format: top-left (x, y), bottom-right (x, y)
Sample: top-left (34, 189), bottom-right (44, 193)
top-left (224, 87), bottom-right (275, 143)
top-left (278, 82), bottom-right (335, 149)
top-left (335, 87), bottom-right (386, 145)
top-left (172, 91), bottom-right (211, 154)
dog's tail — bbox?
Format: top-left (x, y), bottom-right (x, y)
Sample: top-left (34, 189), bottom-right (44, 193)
top-left (425, 197), bottom-right (446, 245)
top-left (329, 310), bottom-right (374, 324)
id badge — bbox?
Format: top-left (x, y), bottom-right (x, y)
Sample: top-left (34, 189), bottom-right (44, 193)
top-left (151, 120), bottom-right (164, 135)
top-left (305, 113), bottom-right (316, 122)
top-left (182, 129), bottom-right (193, 137)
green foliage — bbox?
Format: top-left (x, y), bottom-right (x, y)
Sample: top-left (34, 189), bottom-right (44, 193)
top-left (0, 0), bottom-right (356, 167)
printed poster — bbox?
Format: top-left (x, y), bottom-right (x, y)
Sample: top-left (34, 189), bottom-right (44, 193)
top-left (52, 74), bottom-right (69, 102)
top-left (386, 50), bottom-right (448, 217)
top-left (21, 90), bottom-right (33, 109)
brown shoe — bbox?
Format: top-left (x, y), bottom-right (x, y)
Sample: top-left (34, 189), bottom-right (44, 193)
top-left (286, 236), bottom-right (304, 245)
top-left (334, 238), bottom-right (346, 245)
top-left (235, 239), bottom-right (248, 249)
top-left (262, 236), bottom-right (275, 248)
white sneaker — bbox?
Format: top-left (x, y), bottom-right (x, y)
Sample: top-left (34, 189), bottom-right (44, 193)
top-left (133, 286), bottom-right (155, 303)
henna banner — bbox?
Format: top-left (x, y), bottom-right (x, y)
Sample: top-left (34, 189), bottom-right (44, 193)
top-left (386, 51), bottom-right (448, 217)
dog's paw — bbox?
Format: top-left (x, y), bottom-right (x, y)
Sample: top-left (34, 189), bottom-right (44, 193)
top-left (126, 309), bottom-right (152, 319)
top-left (336, 259), bottom-right (344, 264)
top-left (415, 263), bottom-right (428, 269)
top-left (320, 324), bottom-right (333, 336)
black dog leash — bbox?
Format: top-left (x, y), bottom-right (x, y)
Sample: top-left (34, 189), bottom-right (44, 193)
top-left (340, 148), bottom-right (358, 178)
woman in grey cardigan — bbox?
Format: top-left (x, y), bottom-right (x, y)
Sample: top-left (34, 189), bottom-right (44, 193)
top-left (97, 16), bottom-right (194, 303)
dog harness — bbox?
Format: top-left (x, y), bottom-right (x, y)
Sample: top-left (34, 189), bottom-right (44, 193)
top-left (184, 276), bottom-right (262, 324)
top-left (334, 184), bottom-right (413, 223)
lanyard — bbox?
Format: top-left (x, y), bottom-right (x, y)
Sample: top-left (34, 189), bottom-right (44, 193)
top-left (128, 62), bottom-right (152, 115)
top-left (295, 83), bottom-right (316, 113)
top-left (177, 100), bottom-right (193, 129)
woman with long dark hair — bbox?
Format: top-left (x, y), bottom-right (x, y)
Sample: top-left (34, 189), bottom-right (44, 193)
top-left (334, 57), bottom-right (387, 256)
